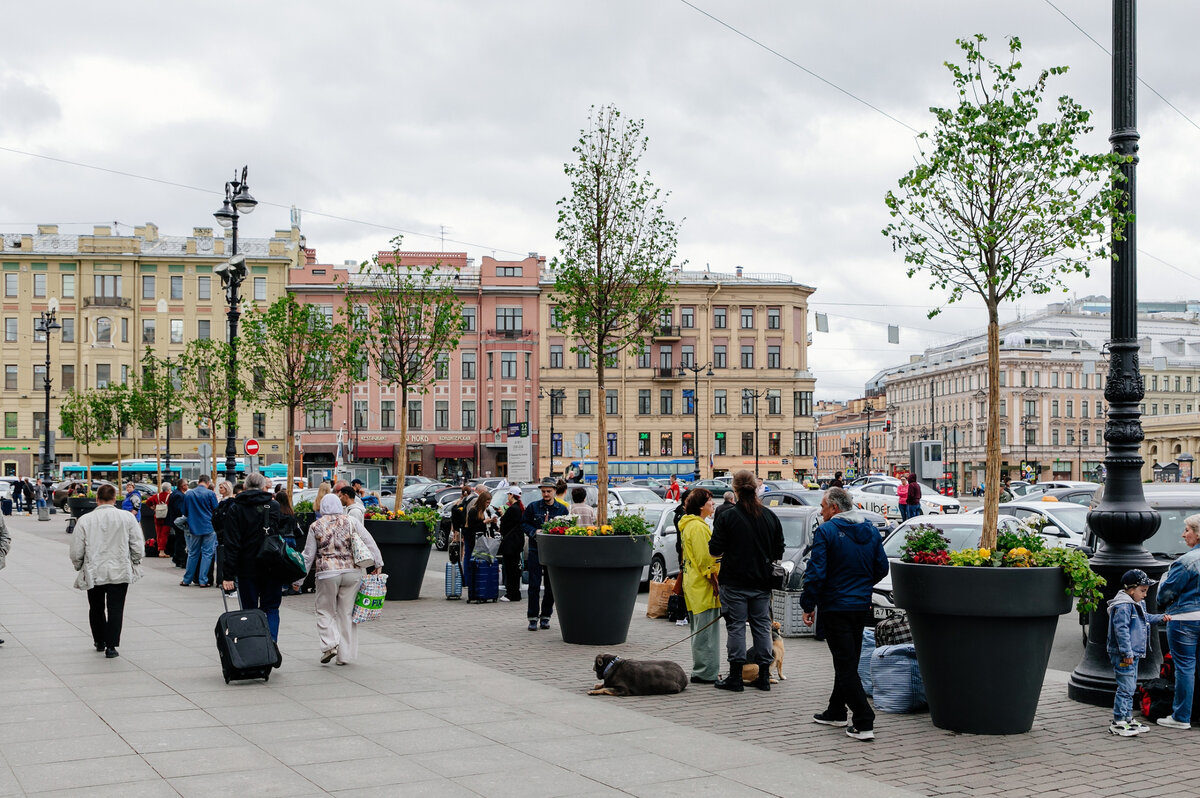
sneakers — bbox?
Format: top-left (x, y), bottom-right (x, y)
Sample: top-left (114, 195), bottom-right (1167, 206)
top-left (846, 726), bottom-right (875, 741)
top-left (104, 647), bottom-right (119, 659)
top-left (1156, 715), bottom-right (1192, 729)
top-left (539, 618), bottom-right (550, 630)
top-left (675, 619), bottom-right (690, 627)
top-left (812, 712), bottom-right (849, 728)
top-left (321, 647), bottom-right (338, 664)
top-left (1127, 719), bottom-right (1150, 735)
top-left (1109, 720), bottom-right (1139, 737)
top-left (528, 620), bottom-right (538, 631)
top-left (498, 596), bottom-right (512, 602)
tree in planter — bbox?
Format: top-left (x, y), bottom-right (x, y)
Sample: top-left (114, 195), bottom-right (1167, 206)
top-left (241, 294), bottom-right (356, 491)
top-left (551, 104), bottom-right (680, 524)
top-left (58, 388), bottom-right (109, 486)
top-left (94, 383), bottom-right (137, 487)
top-left (133, 350), bottom-right (178, 483)
top-left (349, 236), bottom-right (465, 472)
top-left (177, 338), bottom-right (242, 478)
top-left (883, 35), bottom-right (1129, 549)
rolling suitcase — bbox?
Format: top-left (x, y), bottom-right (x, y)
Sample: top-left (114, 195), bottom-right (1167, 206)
top-left (467, 557), bottom-right (500, 603)
top-left (215, 586), bottom-right (281, 684)
top-left (445, 561), bottom-right (463, 599)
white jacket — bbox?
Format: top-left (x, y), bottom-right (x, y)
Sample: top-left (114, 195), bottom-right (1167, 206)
top-left (69, 504), bottom-right (143, 590)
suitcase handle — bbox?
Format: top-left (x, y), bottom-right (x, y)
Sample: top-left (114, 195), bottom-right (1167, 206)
top-left (221, 582), bottom-right (243, 613)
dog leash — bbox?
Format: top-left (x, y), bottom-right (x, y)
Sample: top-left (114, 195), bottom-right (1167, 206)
top-left (640, 613), bottom-right (724, 657)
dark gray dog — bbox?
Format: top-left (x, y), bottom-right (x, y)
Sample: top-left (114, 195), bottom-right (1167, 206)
top-left (589, 654), bottom-right (688, 696)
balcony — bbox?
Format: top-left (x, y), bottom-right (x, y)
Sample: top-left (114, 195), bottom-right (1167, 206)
top-left (652, 367), bottom-right (683, 380)
top-left (652, 324), bottom-right (682, 341)
top-left (485, 328), bottom-right (534, 340)
top-left (83, 296), bottom-right (132, 309)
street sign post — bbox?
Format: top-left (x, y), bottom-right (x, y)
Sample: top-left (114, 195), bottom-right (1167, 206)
top-left (245, 439), bottom-right (260, 456)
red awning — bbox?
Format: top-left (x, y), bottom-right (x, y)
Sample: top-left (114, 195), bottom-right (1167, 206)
top-left (354, 443), bottom-right (396, 459)
top-left (434, 443), bottom-right (476, 459)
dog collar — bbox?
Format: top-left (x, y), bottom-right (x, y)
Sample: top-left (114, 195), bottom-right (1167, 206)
top-left (602, 657), bottom-right (622, 678)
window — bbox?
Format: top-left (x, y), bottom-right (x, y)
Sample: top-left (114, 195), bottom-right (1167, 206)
top-left (1096, 401), bottom-right (1104, 417)
top-left (606, 389), bottom-right (618, 415)
top-left (767, 307), bottom-right (781, 329)
top-left (525, 352), bottom-right (531, 379)
top-left (3, 319), bottom-right (14, 342)
top-left (795, 431), bottom-right (813, 457)
top-left (577, 349), bottom-right (591, 369)
top-left (3, 365), bottom-right (15, 391)
top-left (1052, 429), bottom-right (1060, 446)
top-left (659, 348), bottom-right (672, 370)
top-left (740, 307), bottom-right (754, 329)
top-left (197, 319), bottom-right (210, 339)
top-left (714, 307), bottom-right (727, 328)
top-left (253, 413), bottom-right (266, 437)
top-left (714, 431), bottom-right (727, 456)
top-left (1051, 372), bottom-right (1059, 388)
top-left (253, 277), bottom-right (267, 301)
top-left (660, 433), bottom-right (672, 456)
top-left (461, 352), bottom-right (476, 379)
top-left (1024, 399), bottom-right (1037, 417)
top-left (638, 432), bottom-right (651, 456)
top-left (660, 390), bottom-right (673, 415)
top-left (142, 275), bottom-right (156, 299)
top-left (3, 412), bottom-right (14, 438)
top-left (61, 364), bottom-right (74, 391)
top-left (659, 309), bottom-right (673, 328)
top-left (1000, 398), bottom-right (1007, 416)
top-left (434, 356), bottom-right (449, 380)
top-left (768, 431), bottom-right (781, 455)
top-left (607, 432), bottom-right (618, 456)
top-left (638, 389), bottom-right (651, 415)
top-left (1082, 402), bottom-right (1089, 418)
top-left (33, 273), bottom-right (45, 298)
top-left (501, 352), bottom-right (517, 379)
top-left (550, 392), bottom-right (564, 416)
top-left (500, 400), bottom-right (517, 426)
top-left (549, 345), bottom-right (563, 369)
top-left (795, 391), bottom-right (813, 417)
top-left (740, 345), bottom-right (754, 369)
top-left (408, 401), bottom-right (422, 430)
top-left (253, 368), bottom-right (265, 391)
top-left (1065, 428), bottom-right (1074, 446)
top-left (435, 401), bottom-right (449, 430)
top-left (496, 307), bottom-right (522, 332)
top-left (548, 306), bottom-right (562, 328)
top-left (498, 265), bottom-right (522, 277)
top-left (1024, 426), bottom-right (1036, 445)
top-left (198, 276), bottom-right (211, 301)
top-left (381, 401), bottom-right (395, 430)
top-left (353, 400), bottom-right (369, 429)
top-left (62, 274), bottom-right (75, 298)
top-left (767, 346), bottom-right (780, 369)
top-left (578, 390), bottom-right (591, 415)
top-left (741, 389), bottom-right (755, 415)
top-left (682, 432), bottom-right (694, 456)
top-left (170, 275), bottom-right (183, 300)
top-left (713, 389), bottom-right (726, 415)
top-left (553, 432), bottom-right (564, 456)
top-left (637, 346), bottom-right (651, 369)
top-left (33, 411), bottom-right (46, 438)
top-left (170, 319), bottom-right (183, 344)
top-left (462, 401), bottom-right (476, 430)
top-left (767, 389), bottom-right (781, 415)
top-left (741, 432), bottom-right (754, 456)
top-left (713, 345), bottom-right (726, 369)
top-left (463, 307), bottom-right (476, 332)
top-left (1051, 400), bottom-right (1059, 418)
top-left (681, 307), bottom-right (694, 328)
top-left (121, 318), bottom-right (128, 342)
top-left (3, 274), bottom-right (16, 298)
top-left (306, 402), bottom-right (333, 430)
top-left (1082, 429), bottom-right (1089, 445)
top-left (142, 319), bottom-right (155, 344)
top-left (681, 345), bottom-right (694, 368)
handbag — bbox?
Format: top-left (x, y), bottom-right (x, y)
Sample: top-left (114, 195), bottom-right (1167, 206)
top-left (352, 573), bottom-right (388, 623)
top-left (154, 501), bottom-right (169, 520)
top-left (666, 593), bottom-right (688, 622)
top-left (350, 529), bottom-right (375, 569)
top-left (255, 507), bottom-right (307, 583)
top-left (771, 563), bottom-right (789, 592)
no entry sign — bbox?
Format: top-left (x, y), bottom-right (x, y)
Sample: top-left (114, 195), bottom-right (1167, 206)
top-left (245, 439), bottom-right (260, 456)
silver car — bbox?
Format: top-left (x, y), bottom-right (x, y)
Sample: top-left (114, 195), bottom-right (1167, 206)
top-left (636, 505), bottom-right (681, 584)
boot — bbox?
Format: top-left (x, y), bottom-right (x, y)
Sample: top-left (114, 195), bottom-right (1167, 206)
top-left (751, 664), bottom-right (771, 692)
top-left (714, 661), bottom-right (744, 692)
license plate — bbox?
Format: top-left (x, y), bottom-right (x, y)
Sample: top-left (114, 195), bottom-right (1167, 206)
top-left (873, 606), bottom-right (898, 620)
top-left (943, 506), bottom-right (958, 514)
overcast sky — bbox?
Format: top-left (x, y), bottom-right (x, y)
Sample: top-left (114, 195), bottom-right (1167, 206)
top-left (2, 1), bottom-right (1197, 399)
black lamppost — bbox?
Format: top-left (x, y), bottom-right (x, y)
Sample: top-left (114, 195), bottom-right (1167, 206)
top-left (679, 361), bottom-right (713, 481)
top-left (34, 310), bottom-right (61, 497)
top-left (1069, 0), bottom-right (1163, 705)
top-left (951, 422), bottom-right (960, 495)
top-left (862, 402), bottom-right (875, 473)
top-left (538, 387), bottom-right (565, 478)
top-left (744, 387), bottom-right (764, 476)
top-left (212, 166), bottom-right (257, 483)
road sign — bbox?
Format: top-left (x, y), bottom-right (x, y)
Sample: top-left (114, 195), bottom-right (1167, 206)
top-left (245, 439), bottom-right (260, 456)
top-left (198, 443), bottom-right (212, 461)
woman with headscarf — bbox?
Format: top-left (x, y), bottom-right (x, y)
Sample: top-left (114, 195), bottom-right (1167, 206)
top-left (300, 493), bottom-right (383, 665)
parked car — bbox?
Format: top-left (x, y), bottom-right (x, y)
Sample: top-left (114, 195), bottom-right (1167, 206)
top-left (966, 500), bottom-right (1089, 547)
top-left (763, 479), bottom-right (808, 493)
top-left (1084, 484), bottom-right (1200, 564)
top-left (850, 480), bottom-right (962, 521)
top-left (1036, 486), bottom-right (1099, 507)
top-left (773, 505), bottom-right (825, 591)
top-left (638, 505), bottom-right (681, 584)
top-left (627, 478), bottom-right (670, 498)
top-left (846, 474), bottom-right (900, 490)
top-left (608, 486), bottom-right (672, 509)
top-left (761, 490), bottom-right (895, 537)
top-left (689, 478), bottom-right (732, 492)
top-left (52, 479), bottom-right (116, 508)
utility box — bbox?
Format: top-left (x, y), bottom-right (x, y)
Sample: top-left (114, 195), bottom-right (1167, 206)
top-left (909, 440), bottom-right (944, 489)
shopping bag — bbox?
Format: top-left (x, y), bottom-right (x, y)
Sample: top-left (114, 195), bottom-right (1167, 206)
top-left (473, 534), bottom-right (500, 561)
top-left (352, 573), bottom-right (388, 624)
top-left (646, 577), bottom-right (676, 618)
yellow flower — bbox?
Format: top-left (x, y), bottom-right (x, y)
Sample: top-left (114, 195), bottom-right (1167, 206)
top-left (978, 548), bottom-right (991, 558)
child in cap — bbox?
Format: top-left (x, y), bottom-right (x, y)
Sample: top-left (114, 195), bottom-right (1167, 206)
top-left (1106, 569), bottom-right (1170, 736)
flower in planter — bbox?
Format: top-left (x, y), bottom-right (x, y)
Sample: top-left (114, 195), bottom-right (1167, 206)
top-left (540, 512), bottom-right (651, 539)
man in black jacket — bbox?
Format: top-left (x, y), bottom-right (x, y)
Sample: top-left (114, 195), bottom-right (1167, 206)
top-left (218, 472), bottom-right (284, 641)
top-left (520, 478), bottom-right (568, 631)
top-left (166, 479), bottom-right (188, 568)
top-left (709, 470), bottom-right (784, 692)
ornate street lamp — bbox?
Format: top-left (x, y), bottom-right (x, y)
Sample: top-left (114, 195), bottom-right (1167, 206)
top-left (34, 309), bottom-right (61, 508)
top-left (744, 387), bottom-right (765, 476)
top-left (679, 361), bottom-right (714, 481)
top-left (538, 387), bottom-right (565, 478)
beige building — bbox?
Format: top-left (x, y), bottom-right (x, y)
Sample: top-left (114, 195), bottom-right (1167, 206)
top-left (815, 398), bottom-right (888, 479)
top-left (537, 269), bottom-right (817, 481)
top-left (0, 221), bottom-right (302, 479)
top-left (1141, 413), bottom-right (1200, 483)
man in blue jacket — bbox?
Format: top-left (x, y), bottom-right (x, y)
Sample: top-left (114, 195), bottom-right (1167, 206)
top-left (801, 486), bottom-right (889, 741)
top-left (180, 475), bottom-right (219, 588)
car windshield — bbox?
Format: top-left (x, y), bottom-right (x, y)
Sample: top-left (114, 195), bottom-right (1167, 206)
top-left (883, 523), bottom-right (985, 558)
top-left (1045, 505), bottom-right (1089, 535)
top-left (1141, 505), bottom-right (1200, 559)
top-left (613, 488), bottom-right (662, 505)
top-left (640, 508), bottom-right (667, 527)
top-left (779, 515), bottom-right (813, 551)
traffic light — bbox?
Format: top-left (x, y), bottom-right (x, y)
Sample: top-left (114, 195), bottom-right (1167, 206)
top-left (885, 420), bottom-right (892, 432)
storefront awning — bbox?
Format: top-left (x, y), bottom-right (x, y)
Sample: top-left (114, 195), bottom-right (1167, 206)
top-left (434, 444), bottom-right (476, 459)
top-left (354, 444), bottom-right (396, 459)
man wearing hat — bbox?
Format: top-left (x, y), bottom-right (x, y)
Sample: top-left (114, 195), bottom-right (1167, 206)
top-left (498, 485), bottom-right (526, 603)
top-left (351, 478), bottom-right (378, 507)
top-left (519, 478), bottom-right (568, 630)
top-left (1106, 568), bottom-right (1169, 736)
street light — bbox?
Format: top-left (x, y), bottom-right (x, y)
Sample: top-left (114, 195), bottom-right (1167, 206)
top-left (744, 387), bottom-right (765, 476)
top-left (212, 166), bottom-right (257, 483)
top-left (34, 309), bottom-right (61, 506)
top-left (679, 361), bottom-right (714, 481)
top-left (862, 402), bottom-right (875, 474)
top-left (538, 387), bottom-right (565, 478)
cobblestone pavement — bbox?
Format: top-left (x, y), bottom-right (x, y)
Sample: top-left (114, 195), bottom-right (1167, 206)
top-left (368, 549), bottom-right (1198, 798)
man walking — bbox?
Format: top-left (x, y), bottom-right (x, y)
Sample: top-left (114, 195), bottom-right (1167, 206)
top-left (180, 475), bottom-right (218, 587)
top-left (69, 484), bottom-right (142, 658)
top-left (520, 477), bottom-right (568, 631)
top-left (801, 486), bottom-right (890, 741)
top-left (167, 478), bottom-right (189, 568)
top-left (220, 472), bottom-right (286, 641)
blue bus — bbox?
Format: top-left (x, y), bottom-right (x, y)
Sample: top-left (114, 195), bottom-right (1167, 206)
top-left (568, 458), bottom-right (696, 483)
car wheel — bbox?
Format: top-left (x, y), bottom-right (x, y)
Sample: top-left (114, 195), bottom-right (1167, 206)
top-left (649, 556), bottom-right (667, 583)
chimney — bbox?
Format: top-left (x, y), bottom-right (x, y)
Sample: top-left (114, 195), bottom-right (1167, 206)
top-left (37, 224), bottom-right (58, 235)
top-left (736, 265), bottom-right (743, 277)
top-left (193, 227), bottom-right (213, 238)
top-left (93, 225), bottom-right (111, 236)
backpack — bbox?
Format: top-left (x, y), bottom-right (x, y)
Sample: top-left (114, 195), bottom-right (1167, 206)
top-left (155, 500), bottom-right (169, 519)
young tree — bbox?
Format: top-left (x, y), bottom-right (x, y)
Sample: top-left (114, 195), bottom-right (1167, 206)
top-left (177, 338), bottom-right (242, 478)
top-left (350, 236), bottom-right (465, 474)
top-left (883, 35), bottom-right (1129, 549)
top-left (94, 384), bottom-right (137, 487)
top-left (132, 350), bottom-right (178, 484)
top-left (241, 294), bottom-right (356, 490)
top-left (551, 104), bottom-right (680, 523)
top-left (59, 388), bottom-right (108, 485)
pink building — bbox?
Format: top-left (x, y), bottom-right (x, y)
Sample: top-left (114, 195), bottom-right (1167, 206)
top-left (286, 249), bottom-right (544, 480)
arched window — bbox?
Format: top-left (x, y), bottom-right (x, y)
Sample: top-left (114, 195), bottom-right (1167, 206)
top-left (96, 317), bottom-right (112, 344)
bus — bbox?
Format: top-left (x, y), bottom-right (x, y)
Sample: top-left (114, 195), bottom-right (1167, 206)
top-left (568, 458), bottom-right (697, 484)
top-left (63, 458), bottom-right (289, 484)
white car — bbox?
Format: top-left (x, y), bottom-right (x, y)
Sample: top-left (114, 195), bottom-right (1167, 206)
top-left (850, 481), bottom-right (961, 521)
top-left (966, 500), bottom-right (1090, 548)
top-left (637, 505), bottom-right (682, 584)
top-left (845, 474), bottom-right (900, 490)
top-left (608, 486), bottom-right (673, 509)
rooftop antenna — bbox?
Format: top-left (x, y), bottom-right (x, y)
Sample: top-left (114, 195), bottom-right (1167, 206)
top-left (440, 225), bottom-right (447, 252)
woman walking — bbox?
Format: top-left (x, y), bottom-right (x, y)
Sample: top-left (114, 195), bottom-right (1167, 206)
top-left (680, 488), bottom-right (721, 684)
top-left (498, 487), bottom-right (524, 602)
top-left (1155, 514), bottom-right (1200, 730)
top-left (69, 484), bottom-right (143, 658)
top-left (301, 493), bottom-right (383, 665)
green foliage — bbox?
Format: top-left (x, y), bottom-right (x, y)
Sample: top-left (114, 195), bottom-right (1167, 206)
top-left (59, 388), bottom-right (107, 484)
top-left (292, 500), bottom-right (314, 514)
top-left (608, 511), bottom-right (652, 538)
top-left (899, 524), bottom-right (951, 564)
top-left (176, 338), bottom-right (243, 477)
top-left (1033, 546), bottom-right (1107, 614)
top-left (132, 350), bottom-right (179, 481)
top-left (996, 529), bottom-right (1046, 554)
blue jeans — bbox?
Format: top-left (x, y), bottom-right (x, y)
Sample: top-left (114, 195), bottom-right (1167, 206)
top-left (721, 586), bottom-right (772, 666)
top-left (183, 531), bottom-right (216, 586)
top-left (1168, 620), bottom-right (1200, 723)
top-left (525, 546), bottom-right (554, 620)
top-left (1110, 653), bottom-right (1138, 722)
top-left (238, 574), bottom-right (283, 641)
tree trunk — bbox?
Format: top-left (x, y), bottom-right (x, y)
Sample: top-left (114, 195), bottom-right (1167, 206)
top-left (981, 300), bottom-right (1001, 551)
top-left (596, 341), bottom-right (608, 526)
top-left (399, 381), bottom-right (409, 478)
top-left (211, 427), bottom-right (219, 479)
top-left (285, 407), bottom-right (296, 495)
top-left (154, 424), bottom-right (162, 485)
top-left (115, 426), bottom-right (123, 487)
top-left (86, 443), bottom-right (92, 487)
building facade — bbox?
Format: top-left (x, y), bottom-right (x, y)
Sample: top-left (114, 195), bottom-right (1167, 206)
top-left (815, 398), bottom-right (888, 479)
top-left (537, 269), bottom-right (817, 480)
top-left (0, 221), bottom-right (300, 478)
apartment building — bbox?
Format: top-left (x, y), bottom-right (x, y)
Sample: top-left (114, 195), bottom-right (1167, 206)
top-left (815, 398), bottom-right (888, 479)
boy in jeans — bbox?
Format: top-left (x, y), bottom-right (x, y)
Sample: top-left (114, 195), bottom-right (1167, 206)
top-left (1107, 569), bottom-right (1170, 736)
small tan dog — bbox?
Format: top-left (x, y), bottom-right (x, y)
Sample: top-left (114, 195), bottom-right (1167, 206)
top-left (740, 621), bottom-right (786, 684)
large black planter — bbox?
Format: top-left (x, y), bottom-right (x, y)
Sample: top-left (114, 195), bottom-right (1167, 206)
top-left (538, 534), bottom-right (652, 645)
top-left (68, 497), bottom-right (97, 519)
top-left (365, 520), bottom-right (433, 601)
top-left (891, 562), bottom-right (1073, 735)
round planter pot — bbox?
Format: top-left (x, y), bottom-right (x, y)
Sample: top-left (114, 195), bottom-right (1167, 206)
top-left (68, 497), bottom-right (97, 519)
top-left (891, 562), bottom-right (1073, 735)
top-left (538, 534), bottom-right (652, 646)
top-left (365, 520), bottom-right (433, 601)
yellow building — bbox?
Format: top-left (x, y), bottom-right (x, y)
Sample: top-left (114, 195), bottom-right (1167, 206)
top-left (536, 268), bottom-right (817, 481)
top-left (0, 221), bottom-right (302, 478)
